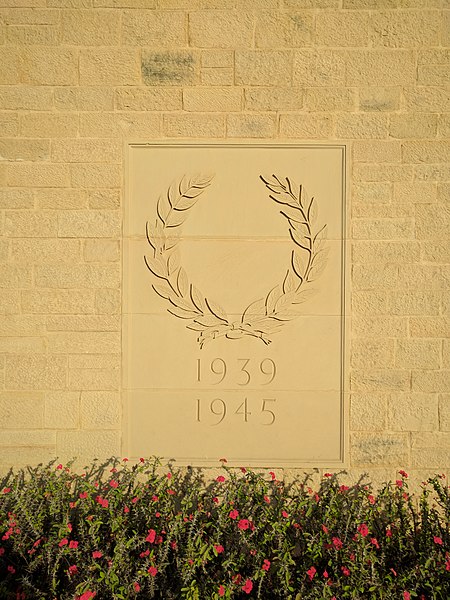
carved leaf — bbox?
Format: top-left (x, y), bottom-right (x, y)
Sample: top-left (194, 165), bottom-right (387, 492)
top-left (167, 249), bottom-right (181, 275)
top-left (190, 285), bottom-right (207, 313)
top-left (157, 195), bottom-right (170, 225)
top-left (144, 255), bottom-right (166, 279)
top-left (274, 290), bottom-right (296, 313)
top-left (292, 288), bottom-right (316, 304)
top-left (292, 249), bottom-right (308, 282)
top-left (194, 315), bottom-right (225, 328)
top-left (313, 224), bottom-right (328, 250)
top-left (152, 281), bottom-right (174, 301)
top-left (177, 267), bottom-right (189, 298)
top-left (166, 211), bottom-right (189, 229)
top-left (308, 253), bottom-right (328, 282)
top-left (168, 305), bottom-right (199, 320)
top-left (265, 285), bottom-right (283, 315)
top-left (226, 330), bottom-right (245, 340)
top-left (241, 298), bottom-right (266, 324)
top-left (206, 298), bottom-right (228, 322)
top-left (307, 196), bottom-right (317, 224)
top-left (282, 269), bottom-right (297, 294)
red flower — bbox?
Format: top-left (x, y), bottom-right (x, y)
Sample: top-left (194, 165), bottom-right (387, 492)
top-left (123, 457), bottom-right (129, 462)
top-left (69, 541), bottom-right (78, 549)
top-left (434, 536), bottom-right (443, 545)
top-left (264, 495), bottom-right (270, 504)
top-left (386, 527), bottom-right (392, 538)
top-left (171, 541), bottom-right (177, 550)
top-left (229, 509), bottom-right (239, 520)
top-left (58, 538), bottom-right (68, 547)
top-left (132, 497), bottom-right (138, 504)
top-left (269, 471), bottom-right (276, 481)
top-left (281, 510), bottom-right (289, 518)
top-left (371, 538), bottom-right (380, 549)
top-left (339, 485), bottom-right (349, 492)
top-left (92, 551), bottom-right (102, 559)
top-left (0, 547), bottom-right (5, 555)
top-left (240, 467), bottom-right (247, 473)
top-left (56, 464), bottom-right (63, 470)
top-left (134, 582), bottom-right (140, 592)
top-left (68, 565), bottom-right (78, 575)
top-left (216, 476), bottom-right (225, 483)
top-left (403, 592), bottom-right (411, 600)
top-left (324, 473), bottom-right (333, 477)
top-left (218, 585), bottom-right (225, 597)
top-left (167, 489), bottom-right (175, 496)
top-left (307, 566), bottom-right (316, 581)
top-left (140, 550), bottom-right (150, 558)
top-left (3, 488), bottom-right (11, 494)
top-left (124, 506), bottom-right (130, 514)
top-left (238, 519), bottom-right (250, 530)
top-left (77, 591), bottom-right (96, 600)
top-left (322, 524), bottom-right (328, 534)
top-left (7, 565), bottom-right (15, 574)
top-left (140, 457), bottom-right (145, 463)
top-left (214, 544), bottom-right (224, 554)
top-left (395, 480), bottom-right (403, 488)
top-left (390, 568), bottom-right (397, 577)
top-left (368, 495), bottom-right (375, 505)
top-left (332, 537), bottom-right (343, 549)
top-left (167, 472), bottom-right (172, 479)
top-left (323, 570), bottom-right (329, 578)
top-left (242, 579), bottom-right (253, 594)
top-left (262, 559), bottom-right (271, 571)
top-left (109, 480), bottom-right (118, 489)
top-left (399, 470), bottom-right (408, 478)
top-left (445, 557), bottom-right (450, 571)
top-left (341, 566), bottom-right (350, 576)
top-left (213, 497), bottom-right (219, 504)
top-left (67, 523), bottom-right (73, 532)
top-left (357, 523), bottom-right (369, 537)
top-left (148, 566), bottom-right (157, 577)
top-left (152, 495), bottom-right (158, 502)
top-left (146, 529), bottom-right (156, 543)
top-left (79, 492), bottom-right (88, 499)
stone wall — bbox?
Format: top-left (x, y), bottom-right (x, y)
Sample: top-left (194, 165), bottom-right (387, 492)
top-left (0, 0), bottom-right (448, 484)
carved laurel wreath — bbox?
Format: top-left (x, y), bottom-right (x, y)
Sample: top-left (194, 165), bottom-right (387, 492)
top-left (144, 174), bottom-right (328, 349)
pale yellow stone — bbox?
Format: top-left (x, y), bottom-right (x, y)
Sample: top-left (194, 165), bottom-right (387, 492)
top-left (0, 292), bottom-right (20, 316)
top-left (115, 87), bottom-right (182, 111)
top-left (22, 47), bottom-right (78, 85)
top-left (0, 430), bottom-right (56, 447)
top-left (0, 48), bottom-right (21, 84)
top-left (279, 114), bottom-right (333, 138)
top-left (6, 25), bottom-right (60, 45)
top-left (370, 11), bottom-right (441, 47)
top-left (0, 139), bottom-right (49, 161)
top-left (238, 0), bottom-right (278, 6)
top-left (56, 430), bottom-right (120, 460)
top-left (294, 50), bottom-right (345, 86)
top-left (0, 87), bottom-right (53, 110)
top-left (94, 0), bottom-right (155, 6)
top-left (0, 239), bottom-right (9, 262)
top-left (0, 337), bottom-right (45, 354)
top-left (227, 114), bottom-right (275, 138)
top-left (21, 290), bottom-right (95, 315)
top-left (163, 113), bottom-right (224, 137)
top-left (51, 139), bottom-right (121, 163)
top-left (1, 8), bottom-right (59, 23)
top-left (353, 182), bottom-right (391, 204)
top-left (283, 0), bottom-right (338, 6)
top-left (245, 87), bottom-right (303, 111)
top-left (393, 182), bottom-right (436, 204)
top-left (84, 239), bottom-right (120, 262)
top-left (404, 87), bottom-right (450, 112)
top-left (352, 241), bottom-right (420, 264)
top-left (397, 265), bottom-right (449, 291)
top-left (305, 88), bottom-right (355, 112)
top-left (344, 49), bottom-right (416, 86)
top-left (403, 142), bottom-right (450, 165)
top-left (5, 355), bottom-right (67, 390)
top-left (396, 340), bottom-right (441, 370)
top-left (414, 164), bottom-right (450, 182)
top-left (412, 371), bottom-right (449, 393)
top-left (4, 211), bottom-right (58, 238)
top-left (353, 141), bottom-right (401, 163)
top-left (200, 68), bottom-right (234, 86)
top-left (48, 331), bottom-right (120, 355)
top-left (418, 65), bottom-right (450, 86)
top-left (0, 265), bottom-right (33, 288)
top-left (352, 316), bottom-right (407, 338)
top-left (183, 87), bottom-right (242, 112)
top-left (80, 391), bottom-right (120, 428)
top-left (344, 0), bottom-right (396, 6)
top-left (353, 164), bottom-right (413, 183)
top-left (158, 0), bottom-right (200, 7)
top-left (189, 11), bottom-right (253, 48)
top-left (421, 241), bottom-right (450, 263)
top-left (141, 50), bottom-right (198, 86)
top-left (352, 264), bottom-right (399, 291)
top-left (438, 183), bottom-right (450, 203)
top-left (351, 339), bottom-right (395, 368)
top-left (0, 113), bottom-right (19, 137)
top-left (336, 114), bottom-right (388, 139)
top-left (438, 114), bottom-right (450, 138)
top-left (389, 291), bottom-right (441, 316)
top-left (0, 315), bottom-right (46, 336)
top-left (88, 190), bottom-right (121, 210)
top-left (95, 289), bottom-right (121, 314)
top-left (359, 87), bottom-right (401, 112)
top-left (46, 315), bottom-right (119, 331)
top-left (236, 51), bottom-right (293, 86)
top-left (20, 113), bottom-right (78, 138)
top-left (70, 164), bottom-right (121, 189)
top-left (68, 368), bottom-right (120, 390)
top-left (80, 112), bottom-right (162, 137)
top-left (352, 291), bottom-right (388, 315)
top-left (11, 239), bottom-right (80, 263)
top-left (352, 218), bottom-right (414, 240)
top-left (351, 370), bottom-right (410, 392)
top-left (201, 50), bottom-right (234, 69)
top-left (410, 317), bottom-right (450, 338)
top-left (58, 210), bottom-right (121, 238)
top-left (44, 391), bottom-right (79, 429)
top-left (255, 12), bottom-right (313, 48)
top-left (411, 432), bottom-right (450, 468)
top-left (415, 205), bottom-right (450, 240)
top-left (351, 432), bottom-right (409, 467)
top-left (35, 189), bottom-right (88, 210)
top-left (80, 48), bottom-right (140, 86)
top-left (54, 87), bottom-right (114, 111)
top-left (0, 189), bottom-right (34, 209)
top-left (35, 264), bottom-right (120, 288)
top-left (316, 11), bottom-right (368, 46)
top-left (353, 204), bottom-right (415, 219)
top-left (122, 10), bottom-right (186, 45)
top-left (61, 9), bottom-right (120, 45)
top-left (439, 395), bottom-right (450, 431)
top-left (69, 354), bottom-right (120, 369)
top-left (350, 394), bottom-right (388, 431)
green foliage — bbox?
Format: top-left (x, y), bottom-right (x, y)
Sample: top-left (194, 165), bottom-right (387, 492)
top-left (0, 459), bottom-right (449, 599)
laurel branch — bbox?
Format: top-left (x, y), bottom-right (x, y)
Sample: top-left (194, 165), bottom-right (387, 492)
top-left (144, 174), bottom-right (328, 348)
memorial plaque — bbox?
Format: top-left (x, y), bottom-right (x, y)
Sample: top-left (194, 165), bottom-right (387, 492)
top-left (123, 143), bottom-right (348, 466)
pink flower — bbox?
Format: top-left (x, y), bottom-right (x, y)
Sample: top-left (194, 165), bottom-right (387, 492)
top-left (229, 509), bottom-right (239, 520)
top-left (341, 566), bottom-right (350, 576)
top-left (368, 495), bottom-right (375, 505)
top-left (146, 529), bottom-right (156, 543)
top-left (140, 550), bottom-right (149, 558)
top-left (58, 538), bottom-right (68, 547)
top-left (92, 551), bottom-right (102, 559)
top-left (56, 464), bottom-right (63, 470)
top-left (218, 585), bottom-right (225, 597)
top-left (282, 510), bottom-right (289, 518)
top-left (3, 488), bottom-right (11, 494)
top-left (216, 476), bottom-right (225, 483)
top-left (386, 527), bottom-right (393, 538)
top-left (307, 566), bottom-right (316, 581)
top-left (214, 544), bottom-right (224, 554)
top-left (134, 582), bottom-right (140, 592)
top-left (390, 568), bottom-right (397, 577)
top-left (167, 489), bottom-right (175, 496)
top-left (79, 492), bottom-right (88, 499)
top-left (324, 473), bottom-right (333, 477)
top-left (109, 480), bottom-right (118, 489)
top-left (213, 497), bottom-right (219, 504)
top-left (262, 559), bottom-right (271, 571)
top-left (132, 497), bottom-right (138, 504)
top-left (124, 506), bottom-right (130, 514)
top-left (323, 570), bottom-right (329, 578)
top-left (167, 472), bottom-right (172, 479)
top-left (433, 536), bottom-right (443, 545)
top-left (269, 471), bottom-right (276, 481)
top-left (238, 519), bottom-right (250, 530)
top-left (264, 495), bottom-right (270, 504)
top-left (123, 457), bottom-right (129, 462)
top-left (357, 523), bottom-right (369, 537)
top-left (332, 537), bottom-right (343, 549)
top-left (7, 565), bottom-right (15, 574)
top-left (67, 523), bottom-right (73, 532)
top-left (322, 524), bottom-right (328, 534)
top-left (445, 557), bottom-right (450, 571)
top-left (399, 470), bottom-right (408, 478)
top-left (339, 485), bottom-right (349, 492)
top-left (152, 495), bottom-right (158, 502)
top-left (396, 480), bottom-right (403, 488)
top-left (147, 566), bottom-right (157, 577)
top-left (242, 579), bottom-right (253, 594)
top-left (69, 540), bottom-right (78, 549)
top-left (371, 538), bottom-right (380, 549)
top-left (403, 592), bottom-right (411, 600)
top-left (68, 564), bottom-right (78, 575)
top-left (78, 591), bottom-right (96, 600)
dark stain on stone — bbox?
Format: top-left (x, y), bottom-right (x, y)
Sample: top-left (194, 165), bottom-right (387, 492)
top-left (142, 51), bottom-right (196, 86)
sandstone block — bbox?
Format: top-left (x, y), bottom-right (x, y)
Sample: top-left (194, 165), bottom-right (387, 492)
top-left (115, 87), bottom-right (182, 111)
top-left (238, 0), bottom-right (278, 6)
top-left (336, 114), bottom-right (388, 139)
top-left (421, 241), bottom-right (450, 263)
top-left (358, 87), bottom-right (400, 112)
top-left (352, 241), bottom-right (420, 264)
top-left (370, 10), bottom-right (441, 48)
top-left (414, 164), bottom-right (450, 182)
top-left (141, 50), bottom-right (198, 86)
top-left (61, 9), bottom-right (120, 45)
top-left (438, 114), bottom-right (450, 138)
top-left (437, 183), bottom-right (450, 203)
top-left (352, 182), bottom-right (391, 204)
top-left (351, 370), bottom-right (410, 392)
top-left (35, 264), bottom-right (120, 288)
top-left (397, 265), bottom-right (448, 290)
top-left (236, 51), bottom-right (292, 86)
top-left (283, 0), bottom-right (339, 6)
top-left (255, 12), bottom-right (313, 48)
top-left (418, 65), bottom-right (450, 87)
top-left (0, 337), bottom-right (45, 354)
top-left (316, 11), bottom-right (368, 46)
top-left (54, 87), bottom-right (114, 111)
top-left (51, 139), bottom-right (121, 163)
top-left (403, 141), bottom-right (450, 164)
top-left (443, 340), bottom-right (450, 369)
top-left (0, 189), bottom-right (34, 209)
top-left (350, 393), bottom-right (388, 431)
top-left (415, 204), bottom-right (450, 240)
top-left (279, 114), bottom-right (333, 138)
top-left (0, 265), bottom-right (32, 289)
top-left (294, 50), bottom-right (345, 86)
top-left (46, 316), bottom-right (119, 331)
top-left (69, 354), bottom-right (120, 369)
top-left (403, 87), bottom-right (450, 112)
top-left (95, 289), bottom-right (121, 314)
top-left (11, 239), bottom-right (80, 263)
top-left (352, 316), bottom-right (407, 338)
top-left (5, 355), bottom-right (67, 390)
top-left (84, 239), bottom-right (120, 262)
top-left (0, 430), bottom-right (56, 447)
top-left (351, 339), bottom-right (394, 369)
top-left (122, 10), bottom-right (186, 45)
top-left (393, 182), bottom-right (436, 204)
top-left (351, 291), bottom-right (388, 315)
top-left (0, 87), bottom-right (53, 110)
top-left (345, 50), bottom-right (415, 86)
top-left (56, 430), bottom-right (120, 460)
top-left (412, 371), bottom-right (449, 393)
top-left (58, 210), bottom-right (121, 237)
top-left (351, 432), bottom-right (409, 467)
top-left (80, 112), bottom-right (162, 138)
top-left (48, 331), bottom-right (120, 354)
top-left (411, 432), bottom-right (450, 468)
top-left (0, 392), bottom-right (44, 428)
top-left (6, 24), bottom-right (60, 45)
top-left (20, 113), bottom-right (78, 138)
top-left (88, 190), bottom-right (121, 210)
top-left (439, 395), bottom-right (450, 431)
top-left (245, 87), bottom-right (303, 111)
top-left (352, 264), bottom-right (399, 291)
top-left (410, 317), bottom-right (450, 338)
top-left (0, 291), bottom-right (20, 316)
top-left (183, 87), bottom-right (242, 112)
top-left (35, 189), bottom-right (87, 210)
top-left (305, 88), bottom-right (355, 112)
top-left (389, 393), bottom-right (438, 432)
top-left (4, 211), bottom-right (58, 238)
top-left (68, 368), bottom-right (120, 390)
top-left (93, 0), bottom-right (155, 5)
top-left (0, 49), bottom-right (21, 84)
top-left (201, 68), bottom-right (234, 86)
top-left (353, 141), bottom-right (401, 163)
top-left (227, 114), bottom-right (275, 138)
top-left (201, 50), bottom-right (234, 68)
top-left (0, 316), bottom-right (45, 336)
top-left (353, 164), bottom-right (413, 183)
top-left (396, 339), bottom-right (441, 370)
top-left (0, 139), bottom-right (49, 161)
top-left (70, 164), bottom-right (121, 189)
top-left (189, 11), bottom-right (253, 48)
top-left (389, 291), bottom-right (441, 316)
top-left (44, 391), bottom-right (79, 429)
top-left (21, 290), bottom-right (95, 314)
top-left (163, 114), bottom-right (224, 137)
top-left (22, 47), bottom-right (78, 85)
top-left (80, 49), bottom-right (140, 86)
top-left (0, 114), bottom-right (19, 137)
top-left (81, 391), bottom-right (120, 428)
top-left (352, 218), bottom-right (414, 240)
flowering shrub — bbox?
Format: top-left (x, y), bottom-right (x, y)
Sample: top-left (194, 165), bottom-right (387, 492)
top-left (0, 458), bottom-right (449, 599)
